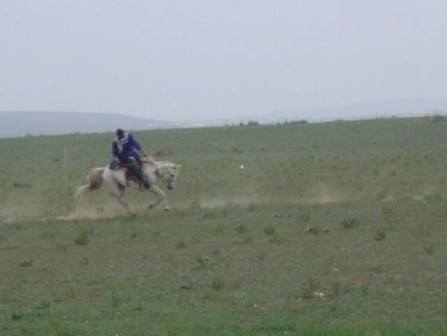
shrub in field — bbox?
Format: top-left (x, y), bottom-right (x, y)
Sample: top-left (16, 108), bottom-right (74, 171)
top-left (340, 217), bottom-right (359, 229)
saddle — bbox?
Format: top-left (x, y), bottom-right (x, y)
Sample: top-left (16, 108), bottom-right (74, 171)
top-left (110, 158), bottom-right (150, 190)
top-left (124, 161), bottom-right (149, 190)
top-left (125, 169), bottom-right (139, 184)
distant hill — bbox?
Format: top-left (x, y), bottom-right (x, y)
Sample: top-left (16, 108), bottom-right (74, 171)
top-left (2, 97), bottom-right (447, 138)
top-left (0, 112), bottom-right (176, 138)
top-left (256, 97), bottom-right (447, 123)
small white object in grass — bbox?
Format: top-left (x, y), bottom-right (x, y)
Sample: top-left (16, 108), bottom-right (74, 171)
top-left (240, 164), bottom-right (245, 169)
top-left (313, 291), bottom-right (325, 299)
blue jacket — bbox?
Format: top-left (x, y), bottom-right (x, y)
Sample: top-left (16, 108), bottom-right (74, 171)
top-left (112, 132), bottom-right (143, 162)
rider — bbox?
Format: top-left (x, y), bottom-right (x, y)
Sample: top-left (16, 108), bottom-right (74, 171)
top-left (111, 129), bottom-right (150, 189)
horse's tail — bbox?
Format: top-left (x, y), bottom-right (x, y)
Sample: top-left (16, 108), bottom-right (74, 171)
top-left (75, 167), bottom-right (105, 198)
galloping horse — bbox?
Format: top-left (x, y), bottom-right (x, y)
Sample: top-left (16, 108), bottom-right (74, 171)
top-left (75, 156), bottom-right (181, 215)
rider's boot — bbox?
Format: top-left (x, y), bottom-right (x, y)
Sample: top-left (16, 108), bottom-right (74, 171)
top-left (130, 159), bottom-right (150, 190)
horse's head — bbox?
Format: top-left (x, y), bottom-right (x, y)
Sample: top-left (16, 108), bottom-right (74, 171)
top-left (157, 162), bottom-right (182, 190)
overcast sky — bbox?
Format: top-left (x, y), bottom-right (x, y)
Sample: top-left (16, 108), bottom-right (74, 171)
top-left (2, 1), bottom-right (447, 121)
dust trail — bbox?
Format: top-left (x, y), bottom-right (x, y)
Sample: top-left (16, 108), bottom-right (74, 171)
top-left (311, 183), bottom-right (346, 204)
top-left (411, 185), bottom-right (438, 201)
top-left (193, 185), bottom-right (347, 210)
top-left (200, 195), bottom-right (261, 209)
top-left (0, 199), bottom-right (47, 223)
top-left (56, 208), bottom-right (117, 221)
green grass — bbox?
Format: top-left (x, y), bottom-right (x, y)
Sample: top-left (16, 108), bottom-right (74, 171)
top-left (2, 117), bottom-right (447, 334)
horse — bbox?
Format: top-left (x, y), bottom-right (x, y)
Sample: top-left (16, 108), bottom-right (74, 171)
top-left (75, 156), bottom-right (181, 215)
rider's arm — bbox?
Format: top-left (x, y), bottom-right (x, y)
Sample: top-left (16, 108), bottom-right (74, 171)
top-left (129, 134), bottom-right (147, 156)
top-left (112, 141), bottom-right (120, 162)
top-left (128, 134), bottom-right (142, 150)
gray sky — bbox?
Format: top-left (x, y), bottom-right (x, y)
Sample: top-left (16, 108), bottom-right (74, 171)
top-left (2, 1), bottom-right (447, 121)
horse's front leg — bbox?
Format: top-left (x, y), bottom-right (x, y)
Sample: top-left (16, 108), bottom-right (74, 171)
top-left (147, 185), bottom-right (168, 211)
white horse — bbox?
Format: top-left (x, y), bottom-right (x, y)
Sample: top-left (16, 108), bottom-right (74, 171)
top-left (75, 157), bottom-right (181, 215)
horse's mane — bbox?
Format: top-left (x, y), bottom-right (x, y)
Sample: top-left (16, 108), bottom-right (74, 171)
top-left (142, 156), bottom-right (180, 170)
top-left (142, 156), bottom-right (157, 164)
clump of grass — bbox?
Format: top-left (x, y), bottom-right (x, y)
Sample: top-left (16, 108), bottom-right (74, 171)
top-left (35, 300), bottom-right (51, 310)
top-left (196, 256), bottom-right (213, 270)
top-left (360, 283), bottom-right (370, 296)
top-left (414, 225), bottom-right (430, 237)
top-left (340, 217), bottom-right (359, 229)
top-left (190, 200), bottom-right (202, 210)
top-left (11, 312), bottom-right (23, 321)
top-left (203, 212), bottom-right (216, 219)
top-left (374, 230), bottom-right (386, 241)
top-left (269, 235), bottom-right (285, 244)
top-left (369, 263), bottom-right (385, 275)
top-left (247, 203), bottom-right (257, 212)
top-left (296, 212), bottom-right (311, 224)
top-left (176, 239), bottom-right (187, 249)
top-left (65, 286), bottom-right (78, 300)
top-left (19, 260), bottom-right (33, 267)
top-left (56, 243), bottom-right (69, 254)
top-left (209, 277), bottom-right (225, 291)
top-left (257, 251), bottom-right (267, 262)
top-left (331, 281), bottom-right (345, 298)
top-left (111, 294), bottom-right (120, 308)
top-left (264, 225), bottom-right (276, 235)
top-left (74, 228), bottom-right (94, 246)
top-left (243, 235), bottom-right (254, 244)
top-left (423, 244), bottom-right (435, 255)
top-left (235, 223), bottom-right (247, 234)
top-left (39, 231), bottom-right (56, 240)
top-left (213, 225), bottom-right (225, 234)
top-left (380, 205), bottom-right (393, 214)
top-left (305, 226), bottom-right (320, 235)
top-left (301, 278), bottom-right (322, 299)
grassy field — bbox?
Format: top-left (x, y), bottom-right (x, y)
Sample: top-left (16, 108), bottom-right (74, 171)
top-left (1, 117), bottom-right (447, 335)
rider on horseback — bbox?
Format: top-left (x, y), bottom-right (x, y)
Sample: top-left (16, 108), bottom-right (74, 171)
top-left (110, 129), bottom-right (150, 189)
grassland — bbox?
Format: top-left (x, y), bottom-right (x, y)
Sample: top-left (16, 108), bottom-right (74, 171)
top-left (1, 117), bottom-right (447, 335)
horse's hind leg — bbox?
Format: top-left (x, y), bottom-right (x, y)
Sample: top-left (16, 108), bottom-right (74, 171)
top-left (114, 185), bottom-right (136, 216)
top-left (118, 197), bottom-right (135, 216)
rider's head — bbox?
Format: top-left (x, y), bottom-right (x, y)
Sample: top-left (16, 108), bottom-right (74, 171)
top-left (116, 129), bottom-right (125, 139)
